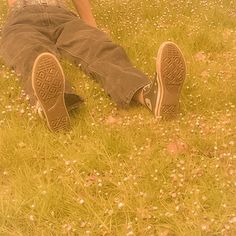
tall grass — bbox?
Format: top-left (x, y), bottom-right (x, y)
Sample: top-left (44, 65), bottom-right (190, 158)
top-left (0, 0), bottom-right (235, 235)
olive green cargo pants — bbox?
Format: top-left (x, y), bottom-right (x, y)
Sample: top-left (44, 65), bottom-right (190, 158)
top-left (0, 4), bottom-right (150, 110)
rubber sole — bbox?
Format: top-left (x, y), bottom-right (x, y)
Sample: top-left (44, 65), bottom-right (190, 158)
top-left (156, 42), bottom-right (186, 119)
top-left (32, 52), bottom-right (71, 132)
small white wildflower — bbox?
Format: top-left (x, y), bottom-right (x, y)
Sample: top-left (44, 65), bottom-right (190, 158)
top-left (147, 225), bottom-right (151, 230)
top-left (202, 196), bottom-right (207, 201)
top-left (118, 202), bottom-right (124, 209)
top-left (18, 142), bottom-right (26, 148)
top-left (201, 224), bottom-right (208, 231)
top-left (79, 199), bottom-right (85, 205)
top-left (127, 231), bottom-right (134, 236)
top-left (229, 216), bottom-right (236, 224)
top-left (224, 224), bottom-right (230, 230)
top-left (65, 160), bottom-right (70, 165)
top-left (229, 141), bottom-right (234, 146)
top-left (67, 224), bottom-right (72, 231)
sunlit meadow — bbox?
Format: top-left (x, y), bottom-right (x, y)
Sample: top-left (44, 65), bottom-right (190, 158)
top-left (0, 0), bottom-right (236, 235)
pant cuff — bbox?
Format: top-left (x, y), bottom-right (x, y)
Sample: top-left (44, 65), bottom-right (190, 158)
top-left (64, 93), bottom-right (84, 112)
top-left (121, 80), bottom-right (150, 108)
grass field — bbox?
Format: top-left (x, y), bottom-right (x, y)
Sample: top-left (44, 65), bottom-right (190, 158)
top-left (0, 0), bottom-right (236, 235)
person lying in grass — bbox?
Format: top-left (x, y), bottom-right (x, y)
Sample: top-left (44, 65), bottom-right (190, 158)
top-left (0, 0), bottom-right (186, 132)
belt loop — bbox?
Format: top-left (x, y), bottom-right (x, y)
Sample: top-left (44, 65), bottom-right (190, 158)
top-left (8, 0), bottom-right (69, 14)
top-left (39, 0), bottom-right (47, 5)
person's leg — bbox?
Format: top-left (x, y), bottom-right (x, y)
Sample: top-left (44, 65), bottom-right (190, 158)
top-left (53, 17), bottom-right (150, 108)
top-left (133, 88), bottom-right (145, 105)
top-left (0, 7), bottom-right (83, 111)
top-left (49, 7), bottom-right (186, 118)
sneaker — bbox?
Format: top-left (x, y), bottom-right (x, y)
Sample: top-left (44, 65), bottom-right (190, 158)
top-left (143, 41), bottom-right (186, 119)
top-left (32, 52), bottom-right (71, 132)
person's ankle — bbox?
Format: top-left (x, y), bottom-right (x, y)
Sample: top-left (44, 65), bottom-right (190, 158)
top-left (133, 88), bottom-right (145, 105)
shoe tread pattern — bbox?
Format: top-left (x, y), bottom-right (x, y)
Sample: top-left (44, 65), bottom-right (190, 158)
top-left (161, 104), bottom-right (178, 119)
top-left (162, 44), bottom-right (186, 86)
top-left (158, 43), bottom-right (186, 119)
top-left (32, 53), bottom-right (70, 132)
top-left (50, 115), bottom-right (70, 132)
top-left (35, 59), bottom-right (63, 102)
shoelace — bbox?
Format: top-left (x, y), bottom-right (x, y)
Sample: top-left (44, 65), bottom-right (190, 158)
top-left (143, 72), bottom-right (157, 92)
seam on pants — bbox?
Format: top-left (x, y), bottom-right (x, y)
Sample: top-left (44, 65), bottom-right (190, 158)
top-left (59, 47), bottom-right (118, 98)
top-left (4, 44), bottom-right (29, 66)
top-left (59, 47), bottom-right (109, 82)
top-left (59, 47), bottom-right (147, 104)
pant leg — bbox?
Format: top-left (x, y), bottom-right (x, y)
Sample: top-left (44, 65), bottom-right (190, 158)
top-left (0, 7), bottom-right (83, 110)
top-left (54, 17), bottom-right (150, 108)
